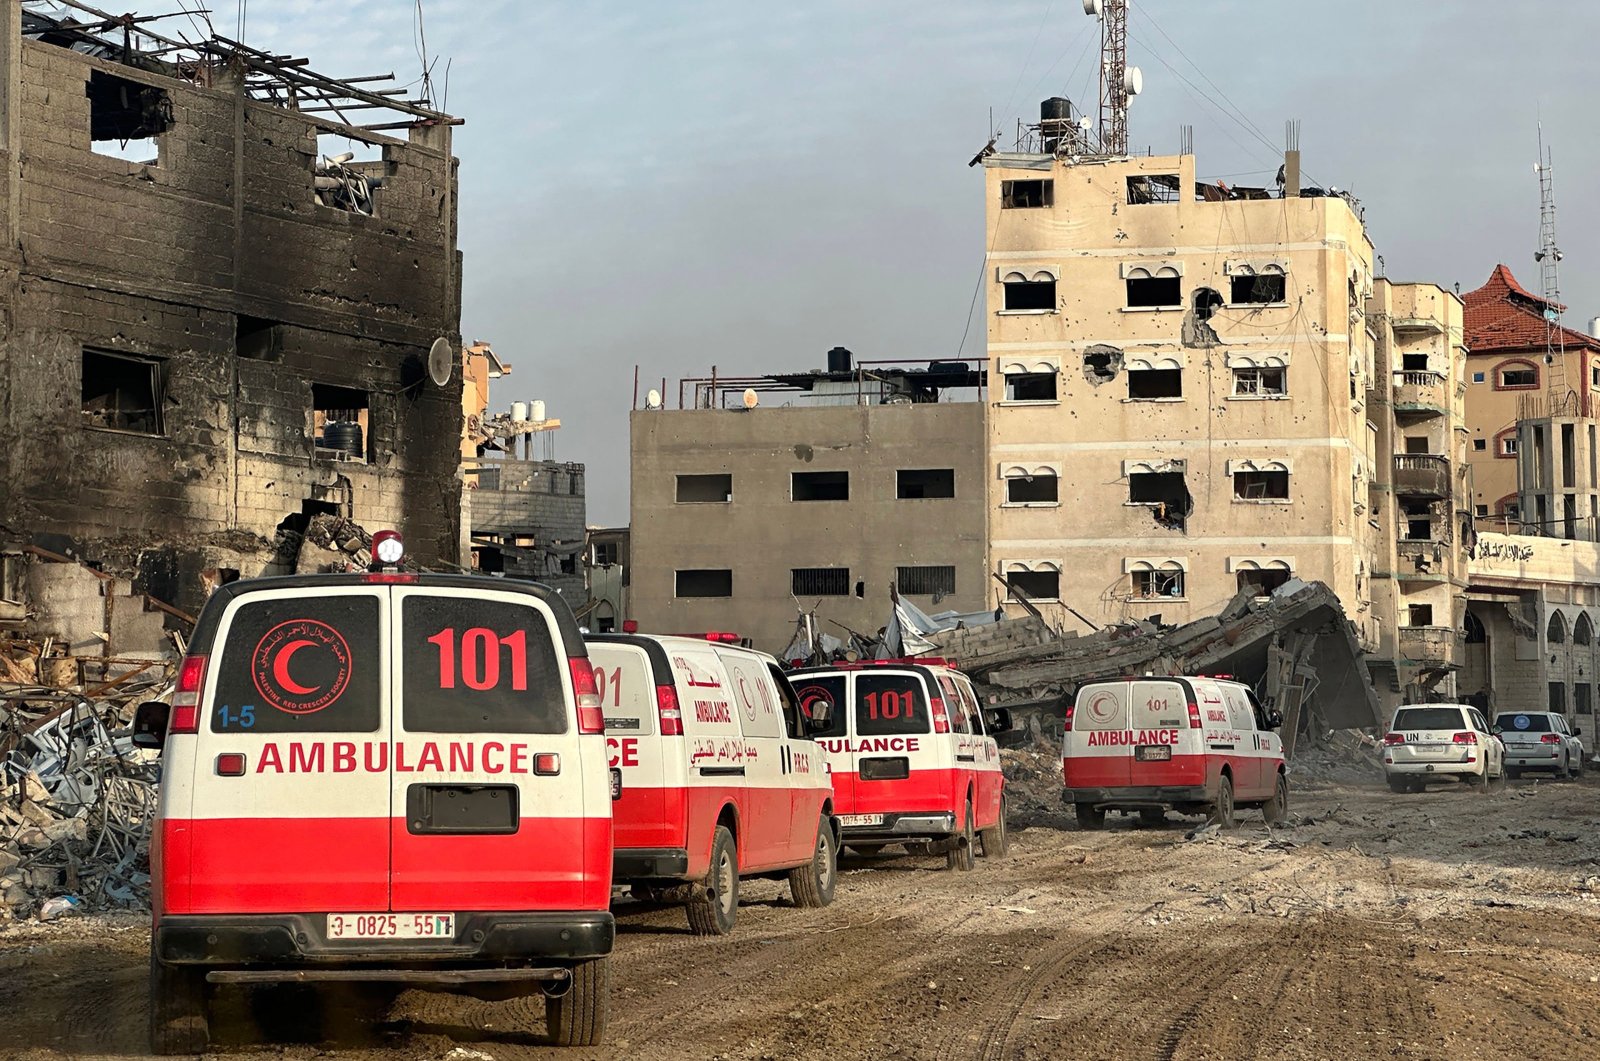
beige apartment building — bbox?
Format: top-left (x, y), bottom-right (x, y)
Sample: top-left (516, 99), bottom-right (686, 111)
top-left (628, 356), bottom-right (988, 653)
top-left (979, 145), bottom-right (1469, 701)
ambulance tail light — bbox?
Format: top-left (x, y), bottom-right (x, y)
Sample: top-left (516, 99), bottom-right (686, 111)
top-left (1063, 701), bottom-right (1075, 731)
top-left (930, 696), bottom-right (951, 734)
top-left (1382, 732), bottom-right (1406, 745)
top-left (170, 655), bottom-right (208, 734)
top-left (656, 684), bottom-right (684, 737)
top-left (570, 658), bottom-right (604, 734)
top-left (1452, 731), bottom-right (1479, 745)
top-left (1186, 702), bottom-right (1202, 729)
top-left (1539, 733), bottom-right (1563, 745)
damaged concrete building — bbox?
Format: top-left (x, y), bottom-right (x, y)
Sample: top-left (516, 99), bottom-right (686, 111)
top-left (980, 114), bottom-right (1470, 707)
top-left (0, 3), bottom-right (465, 623)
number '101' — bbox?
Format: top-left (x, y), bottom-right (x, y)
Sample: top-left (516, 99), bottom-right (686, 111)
top-left (428, 627), bottom-right (527, 690)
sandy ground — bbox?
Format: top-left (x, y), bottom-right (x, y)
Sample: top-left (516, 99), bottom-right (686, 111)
top-left (2, 772), bottom-right (1599, 1061)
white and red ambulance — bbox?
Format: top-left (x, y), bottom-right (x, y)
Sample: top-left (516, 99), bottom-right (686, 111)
top-left (1062, 675), bottom-right (1287, 829)
top-left (133, 563), bottom-right (614, 1053)
top-left (587, 633), bottom-right (837, 935)
top-left (787, 659), bottom-right (1011, 871)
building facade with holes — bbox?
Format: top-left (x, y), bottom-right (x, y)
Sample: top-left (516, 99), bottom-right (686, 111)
top-left (1463, 532), bottom-right (1600, 724)
top-left (0, 10), bottom-right (465, 615)
top-left (978, 146), bottom-right (1472, 705)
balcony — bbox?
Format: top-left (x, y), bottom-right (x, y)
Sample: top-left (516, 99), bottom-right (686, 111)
top-left (1395, 539), bottom-right (1451, 581)
top-left (1391, 315), bottom-right (1445, 336)
top-left (1399, 625), bottom-right (1457, 667)
top-left (1392, 370), bottom-right (1448, 418)
top-left (1393, 454), bottom-right (1451, 499)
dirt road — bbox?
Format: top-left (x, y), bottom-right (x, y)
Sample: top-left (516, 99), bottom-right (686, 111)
top-left (3, 774), bottom-right (1599, 1060)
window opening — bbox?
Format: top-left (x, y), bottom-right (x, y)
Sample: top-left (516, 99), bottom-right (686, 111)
top-left (1401, 352), bottom-right (1429, 371)
top-left (1005, 372), bottom-right (1058, 402)
top-left (1133, 567), bottom-right (1185, 599)
top-left (1499, 364), bottom-right (1538, 388)
top-left (1549, 682), bottom-right (1567, 714)
top-left (1232, 366), bottom-right (1286, 396)
top-left (1472, 371), bottom-right (1485, 383)
top-left (1474, 504), bottom-right (1489, 517)
top-left (1007, 474), bottom-right (1059, 504)
top-left (1128, 471), bottom-right (1191, 531)
top-left (676, 569), bottom-right (732, 598)
top-left (311, 383), bottom-right (370, 462)
top-left (1464, 611), bottom-right (1487, 644)
top-left (1128, 368), bottom-right (1182, 399)
top-left (1233, 470), bottom-right (1289, 500)
top-left (1001, 179), bottom-right (1052, 208)
top-left (792, 568), bottom-right (849, 597)
top-left (1004, 279), bottom-right (1056, 311)
top-left (1126, 174), bottom-right (1182, 204)
top-left (1404, 437), bottom-right (1431, 454)
top-left (897, 566), bottom-right (956, 598)
top-left (236, 315), bottom-right (285, 361)
top-left (88, 70), bottom-right (171, 163)
top-left (1083, 346), bottom-right (1122, 385)
top-left (1237, 568), bottom-right (1289, 594)
top-left (1473, 438), bottom-right (1487, 451)
top-left (1230, 273), bottom-right (1286, 304)
top-left (676, 473), bottom-right (731, 503)
top-left (896, 469), bottom-right (955, 499)
top-left (1126, 276), bottom-right (1182, 308)
top-left (82, 349), bottom-right (166, 435)
top-left (1408, 604), bottom-right (1434, 626)
top-left (1006, 570), bottom-right (1059, 600)
top-left (792, 471), bottom-right (849, 501)
top-left (314, 134), bottom-right (385, 215)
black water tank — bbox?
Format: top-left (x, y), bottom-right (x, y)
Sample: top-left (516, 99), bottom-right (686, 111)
top-left (827, 346), bottom-right (853, 373)
top-left (323, 421), bottom-right (364, 460)
top-left (1041, 97), bottom-right (1074, 122)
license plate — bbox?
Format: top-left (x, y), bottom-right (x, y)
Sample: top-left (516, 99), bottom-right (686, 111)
top-left (840, 813), bottom-right (885, 827)
top-left (326, 913), bottom-right (455, 940)
top-left (1135, 746), bottom-right (1172, 761)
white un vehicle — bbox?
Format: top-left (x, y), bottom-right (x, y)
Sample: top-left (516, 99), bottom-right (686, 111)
top-left (1381, 703), bottom-right (1504, 793)
top-left (1492, 711), bottom-right (1585, 780)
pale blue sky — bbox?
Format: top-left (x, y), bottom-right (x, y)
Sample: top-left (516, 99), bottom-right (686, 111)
top-left (236, 0), bottom-right (1600, 523)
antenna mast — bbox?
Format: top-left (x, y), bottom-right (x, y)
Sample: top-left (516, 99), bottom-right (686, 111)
top-left (1084, 0), bottom-right (1140, 156)
top-left (1535, 125), bottom-right (1571, 413)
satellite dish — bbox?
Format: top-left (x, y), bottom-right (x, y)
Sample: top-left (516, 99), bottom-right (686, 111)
top-left (1124, 67), bottom-right (1144, 96)
top-left (742, 388), bottom-right (759, 410)
top-left (427, 337), bottom-right (454, 387)
top-left (1083, 0), bottom-right (1103, 14)
top-left (645, 388), bottom-right (663, 410)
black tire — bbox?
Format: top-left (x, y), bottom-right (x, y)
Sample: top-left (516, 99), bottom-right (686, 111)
top-left (1474, 766), bottom-right (1491, 792)
top-left (1387, 776), bottom-right (1413, 793)
top-left (148, 943), bottom-right (210, 1056)
top-left (1576, 754), bottom-right (1586, 779)
top-left (1262, 773), bottom-right (1289, 824)
top-left (686, 825), bottom-right (738, 936)
top-left (545, 957), bottom-right (609, 1047)
top-left (1211, 774), bottom-right (1236, 828)
top-left (947, 799), bottom-right (976, 871)
top-left (1138, 807), bottom-right (1165, 827)
top-left (978, 796), bottom-right (1010, 857)
top-left (1075, 803), bottom-right (1106, 830)
top-left (1506, 767), bottom-right (1521, 781)
top-left (788, 815), bottom-right (837, 907)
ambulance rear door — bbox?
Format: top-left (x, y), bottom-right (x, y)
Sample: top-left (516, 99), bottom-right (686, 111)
top-left (178, 586), bottom-right (388, 915)
top-left (850, 669), bottom-right (938, 820)
top-left (589, 640), bottom-right (671, 852)
top-left (791, 672), bottom-right (851, 813)
top-left (389, 586), bottom-right (603, 914)
top-left (1066, 682), bottom-right (1132, 789)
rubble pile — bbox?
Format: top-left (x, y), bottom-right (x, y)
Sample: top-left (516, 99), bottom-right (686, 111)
top-left (1, 639), bottom-right (171, 921)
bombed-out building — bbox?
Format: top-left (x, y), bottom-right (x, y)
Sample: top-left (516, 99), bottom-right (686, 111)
top-left (0, 3), bottom-right (465, 620)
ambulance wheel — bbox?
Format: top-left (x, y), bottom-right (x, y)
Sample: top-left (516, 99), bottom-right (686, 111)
top-left (1262, 773), bottom-right (1288, 825)
top-left (1075, 803), bottom-right (1106, 831)
top-left (545, 956), bottom-right (609, 1047)
top-left (1505, 768), bottom-right (1521, 781)
top-left (947, 800), bottom-right (976, 871)
top-left (687, 825), bottom-right (739, 935)
top-left (148, 943), bottom-right (210, 1055)
top-left (978, 796), bottom-right (1009, 858)
top-left (1211, 774), bottom-right (1236, 828)
top-left (789, 813), bottom-right (837, 907)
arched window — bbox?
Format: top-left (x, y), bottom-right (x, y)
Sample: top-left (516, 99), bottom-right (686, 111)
top-left (1493, 429), bottom-right (1520, 460)
top-left (1464, 610), bottom-right (1487, 645)
top-left (1494, 358), bottom-right (1540, 391)
top-left (1575, 613), bottom-right (1594, 647)
top-left (1548, 612), bottom-right (1568, 645)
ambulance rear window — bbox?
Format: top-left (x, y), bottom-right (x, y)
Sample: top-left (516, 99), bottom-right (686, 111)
top-left (210, 594), bottom-right (381, 733)
top-left (792, 674), bottom-right (846, 738)
top-left (401, 596), bottom-right (567, 734)
top-left (855, 673), bottom-right (930, 736)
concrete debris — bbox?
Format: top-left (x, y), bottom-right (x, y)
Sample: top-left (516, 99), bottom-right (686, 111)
top-left (1, 638), bottom-right (171, 920)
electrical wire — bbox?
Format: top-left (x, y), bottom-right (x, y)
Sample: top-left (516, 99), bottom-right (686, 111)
top-left (1001, 0), bottom-right (1058, 126)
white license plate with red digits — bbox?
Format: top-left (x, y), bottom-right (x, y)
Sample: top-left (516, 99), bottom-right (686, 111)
top-left (1135, 746), bottom-right (1172, 761)
top-left (326, 913), bottom-right (455, 940)
top-left (840, 813), bottom-right (885, 827)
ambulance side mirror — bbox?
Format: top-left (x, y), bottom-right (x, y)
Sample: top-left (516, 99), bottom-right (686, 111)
top-left (1264, 709), bottom-right (1284, 730)
top-left (805, 699), bottom-right (833, 729)
top-left (984, 708), bottom-right (1014, 734)
top-left (132, 701), bottom-right (170, 750)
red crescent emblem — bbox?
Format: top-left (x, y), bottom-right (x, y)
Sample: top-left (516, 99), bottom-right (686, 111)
top-left (251, 619), bottom-right (352, 715)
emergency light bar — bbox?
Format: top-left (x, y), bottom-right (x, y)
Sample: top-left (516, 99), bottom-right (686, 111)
top-left (370, 529), bottom-right (405, 570)
top-left (831, 657), bottom-right (958, 670)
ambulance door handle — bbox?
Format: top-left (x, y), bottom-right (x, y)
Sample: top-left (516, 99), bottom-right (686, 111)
top-left (955, 753), bottom-right (976, 763)
top-left (699, 766), bottom-right (746, 778)
top-left (1208, 743), bottom-right (1235, 751)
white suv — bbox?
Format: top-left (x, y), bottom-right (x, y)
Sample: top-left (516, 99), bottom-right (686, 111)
top-left (1493, 711), bottom-right (1585, 780)
top-left (1381, 703), bottom-right (1504, 793)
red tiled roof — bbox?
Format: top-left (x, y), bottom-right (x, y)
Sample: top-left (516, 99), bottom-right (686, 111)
top-left (1463, 263), bottom-right (1597, 355)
